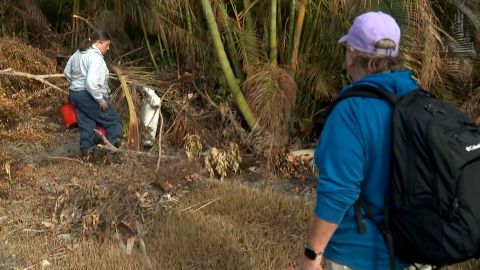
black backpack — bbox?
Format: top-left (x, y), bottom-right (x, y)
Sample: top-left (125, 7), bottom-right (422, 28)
top-left (316, 84), bottom-right (480, 269)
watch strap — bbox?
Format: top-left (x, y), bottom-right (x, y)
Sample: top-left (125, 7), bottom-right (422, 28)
top-left (304, 244), bottom-right (323, 260)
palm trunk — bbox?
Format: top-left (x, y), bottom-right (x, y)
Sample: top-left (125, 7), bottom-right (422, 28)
top-left (277, 0), bottom-right (282, 62)
top-left (219, 2), bottom-right (245, 82)
top-left (71, 0), bottom-right (80, 49)
top-left (55, 0), bottom-right (64, 31)
top-left (243, 0), bottom-right (254, 32)
top-left (291, 0), bottom-right (307, 72)
top-left (185, 2), bottom-right (193, 34)
top-left (302, 3), bottom-right (321, 55)
top-left (157, 34), bottom-right (166, 67)
top-left (159, 29), bottom-right (173, 68)
top-left (200, 0), bottom-right (258, 131)
top-left (287, 0), bottom-right (296, 63)
top-left (137, 2), bottom-right (159, 72)
top-left (270, 0), bottom-right (278, 65)
top-left (185, 1), bottom-right (195, 74)
top-left (22, 16), bottom-right (29, 41)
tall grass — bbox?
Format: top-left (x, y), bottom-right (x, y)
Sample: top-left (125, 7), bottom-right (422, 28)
top-left (3, 178), bottom-right (479, 269)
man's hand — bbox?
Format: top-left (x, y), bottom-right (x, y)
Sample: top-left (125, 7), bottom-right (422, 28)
top-left (99, 100), bottom-right (108, 110)
top-left (299, 256), bottom-right (323, 270)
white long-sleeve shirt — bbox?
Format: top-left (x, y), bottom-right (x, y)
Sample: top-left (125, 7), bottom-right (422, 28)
top-left (64, 45), bottom-right (110, 104)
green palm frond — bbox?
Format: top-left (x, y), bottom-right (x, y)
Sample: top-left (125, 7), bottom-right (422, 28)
top-left (234, 28), bottom-right (265, 73)
top-left (151, 2), bottom-right (209, 58)
top-left (447, 0), bottom-right (480, 32)
top-left (436, 3), bottom-right (478, 64)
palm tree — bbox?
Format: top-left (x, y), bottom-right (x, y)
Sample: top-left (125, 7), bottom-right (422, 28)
top-left (200, 0), bottom-right (259, 131)
top-left (16, 0), bottom-right (479, 144)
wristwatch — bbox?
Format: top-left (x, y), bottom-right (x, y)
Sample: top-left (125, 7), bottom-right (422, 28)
top-left (304, 244), bottom-right (323, 260)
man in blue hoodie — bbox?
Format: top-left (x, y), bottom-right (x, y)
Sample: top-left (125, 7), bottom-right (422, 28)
top-left (299, 12), bottom-right (419, 270)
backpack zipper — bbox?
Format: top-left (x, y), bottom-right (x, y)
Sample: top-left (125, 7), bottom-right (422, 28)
top-left (424, 104), bottom-right (445, 116)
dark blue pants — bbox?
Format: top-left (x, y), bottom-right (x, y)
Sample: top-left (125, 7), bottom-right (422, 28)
top-left (69, 90), bottom-right (122, 151)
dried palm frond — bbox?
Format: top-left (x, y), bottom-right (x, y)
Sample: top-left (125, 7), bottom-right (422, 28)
top-left (243, 63), bottom-right (297, 140)
top-left (443, 56), bottom-right (473, 104)
top-left (301, 63), bottom-right (337, 102)
top-left (13, 0), bottom-right (51, 35)
top-left (401, 0), bottom-right (445, 92)
top-left (95, 10), bottom-right (126, 35)
top-left (111, 66), bottom-right (168, 93)
top-left (112, 66), bottom-right (140, 151)
top-left (329, 0), bottom-right (370, 18)
top-left (137, 1), bottom-right (207, 53)
top-left (373, 0), bottom-right (446, 95)
top-left (462, 87), bottom-right (480, 118)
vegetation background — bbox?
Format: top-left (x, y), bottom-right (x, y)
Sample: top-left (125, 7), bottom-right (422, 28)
top-left (1, 0), bottom-right (479, 146)
top-left (0, 1), bottom-right (479, 269)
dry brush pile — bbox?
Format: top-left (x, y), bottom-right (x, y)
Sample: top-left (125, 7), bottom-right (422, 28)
top-left (0, 37), bottom-right (66, 142)
top-left (2, 148), bottom-right (207, 268)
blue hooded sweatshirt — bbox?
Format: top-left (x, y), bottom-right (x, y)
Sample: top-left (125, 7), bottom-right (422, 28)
top-left (314, 70), bottom-right (419, 270)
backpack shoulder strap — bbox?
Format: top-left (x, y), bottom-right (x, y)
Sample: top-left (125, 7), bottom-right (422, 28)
top-left (326, 84), bottom-right (399, 118)
top-left (314, 84), bottom-right (399, 136)
top-left (334, 83), bottom-right (399, 107)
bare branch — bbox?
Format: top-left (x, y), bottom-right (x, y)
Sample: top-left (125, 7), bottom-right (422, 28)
top-left (94, 129), bottom-right (177, 159)
top-left (156, 84), bottom-right (176, 173)
top-left (0, 68), bottom-right (67, 95)
top-left (94, 129), bottom-right (118, 151)
top-left (72, 15), bottom-right (98, 32)
top-left (46, 156), bottom-right (86, 165)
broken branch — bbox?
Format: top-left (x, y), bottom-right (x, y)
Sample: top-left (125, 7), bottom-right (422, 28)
top-left (72, 14), bottom-right (97, 32)
top-left (94, 129), bottom-right (117, 151)
top-left (46, 156), bottom-right (86, 165)
top-left (94, 129), bottom-right (177, 159)
top-left (155, 83), bottom-right (176, 173)
top-left (0, 68), bottom-right (67, 95)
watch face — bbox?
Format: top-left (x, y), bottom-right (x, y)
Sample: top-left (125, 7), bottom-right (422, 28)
top-left (304, 246), bottom-right (317, 260)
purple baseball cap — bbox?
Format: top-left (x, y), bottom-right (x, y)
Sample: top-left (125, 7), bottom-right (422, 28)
top-left (339, 11), bottom-right (401, 57)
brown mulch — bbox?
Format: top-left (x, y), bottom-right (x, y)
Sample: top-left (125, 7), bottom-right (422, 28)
top-left (0, 38), bottom-right (66, 138)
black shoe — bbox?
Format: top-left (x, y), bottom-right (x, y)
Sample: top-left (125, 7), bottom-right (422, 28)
top-left (93, 134), bottom-right (105, 145)
top-left (80, 147), bottom-right (96, 163)
top-left (113, 140), bottom-right (122, 148)
top-left (80, 147), bottom-right (104, 165)
top-left (94, 147), bottom-right (110, 165)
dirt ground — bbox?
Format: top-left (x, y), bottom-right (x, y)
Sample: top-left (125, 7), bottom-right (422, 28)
top-left (0, 121), bottom-right (320, 270)
top-left (0, 120), bottom-right (477, 270)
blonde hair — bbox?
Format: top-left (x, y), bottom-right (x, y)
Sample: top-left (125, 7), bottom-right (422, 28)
top-left (352, 39), bottom-right (402, 74)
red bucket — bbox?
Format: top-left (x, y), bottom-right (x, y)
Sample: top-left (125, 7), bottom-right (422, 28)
top-left (60, 102), bottom-right (78, 128)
